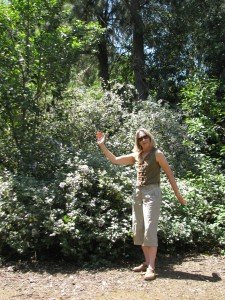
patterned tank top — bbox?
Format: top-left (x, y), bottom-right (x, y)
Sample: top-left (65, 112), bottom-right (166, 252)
top-left (136, 147), bottom-right (161, 186)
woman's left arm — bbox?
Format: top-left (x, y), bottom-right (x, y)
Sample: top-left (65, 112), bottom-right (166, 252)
top-left (156, 150), bottom-right (187, 205)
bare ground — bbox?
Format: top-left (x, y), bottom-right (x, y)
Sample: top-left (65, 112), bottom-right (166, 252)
top-left (0, 254), bottom-right (225, 300)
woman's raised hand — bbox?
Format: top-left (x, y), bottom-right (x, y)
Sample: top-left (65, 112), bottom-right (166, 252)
top-left (96, 131), bottom-right (105, 145)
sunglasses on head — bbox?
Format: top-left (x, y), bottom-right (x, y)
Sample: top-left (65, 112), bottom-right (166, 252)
top-left (138, 135), bottom-right (150, 142)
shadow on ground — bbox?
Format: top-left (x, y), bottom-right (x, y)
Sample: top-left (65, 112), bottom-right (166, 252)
top-left (156, 254), bottom-right (222, 282)
top-left (1, 254), bottom-right (222, 283)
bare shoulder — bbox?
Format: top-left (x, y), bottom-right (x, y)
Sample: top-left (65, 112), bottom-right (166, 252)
top-left (155, 149), bottom-right (164, 156)
top-left (132, 152), bottom-right (140, 163)
top-left (155, 149), bottom-right (166, 162)
top-left (155, 149), bottom-right (163, 155)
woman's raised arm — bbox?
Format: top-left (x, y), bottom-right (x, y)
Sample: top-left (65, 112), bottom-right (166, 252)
top-left (96, 131), bottom-right (135, 166)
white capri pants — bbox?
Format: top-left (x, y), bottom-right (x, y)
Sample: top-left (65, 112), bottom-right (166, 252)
top-left (132, 184), bottom-right (162, 247)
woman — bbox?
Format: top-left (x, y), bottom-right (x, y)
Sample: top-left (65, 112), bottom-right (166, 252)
top-left (96, 128), bottom-right (186, 280)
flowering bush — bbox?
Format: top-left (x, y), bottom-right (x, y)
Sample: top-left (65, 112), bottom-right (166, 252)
top-left (159, 168), bottom-right (225, 253)
top-left (0, 83), bottom-right (224, 262)
top-left (0, 156), bottom-right (133, 262)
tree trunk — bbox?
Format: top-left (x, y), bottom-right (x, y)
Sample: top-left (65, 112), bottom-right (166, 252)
top-left (128, 0), bottom-right (148, 100)
top-left (97, 39), bottom-right (110, 89)
top-left (97, 10), bottom-right (110, 89)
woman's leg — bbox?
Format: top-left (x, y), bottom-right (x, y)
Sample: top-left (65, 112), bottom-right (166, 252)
top-left (142, 186), bottom-right (162, 269)
top-left (141, 245), bottom-right (157, 270)
top-left (132, 185), bottom-right (161, 276)
top-left (141, 186), bottom-right (162, 279)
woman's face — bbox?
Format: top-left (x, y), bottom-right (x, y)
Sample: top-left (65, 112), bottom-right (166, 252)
top-left (137, 131), bottom-right (151, 147)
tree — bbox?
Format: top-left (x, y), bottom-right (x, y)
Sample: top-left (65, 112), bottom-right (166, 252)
top-left (124, 0), bottom-right (148, 100)
top-left (70, 0), bottom-right (112, 88)
top-left (180, 75), bottom-right (225, 164)
top-left (0, 0), bottom-right (102, 172)
top-left (190, 0), bottom-right (225, 83)
top-left (70, 0), bottom-right (149, 98)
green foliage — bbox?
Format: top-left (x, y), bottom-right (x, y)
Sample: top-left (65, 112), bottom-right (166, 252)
top-left (63, 81), bottom-right (194, 177)
top-left (0, 0), bottom-right (103, 173)
top-left (180, 76), bottom-right (225, 164)
top-left (0, 160), bottom-right (133, 261)
top-left (0, 79), bottom-right (224, 261)
top-left (159, 162), bottom-right (225, 253)
top-left (0, 0), bottom-right (224, 263)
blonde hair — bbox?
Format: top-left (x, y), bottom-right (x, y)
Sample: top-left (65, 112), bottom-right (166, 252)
top-left (133, 128), bottom-right (156, 161)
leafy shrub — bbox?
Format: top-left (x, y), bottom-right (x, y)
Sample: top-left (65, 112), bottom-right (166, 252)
top-left (64, 83), bottom-right (195, 177)
top-left (180, 75), bottom-right (225, 165)
top-left (158, 158), bottom-right (225, 253)
top-left (0, 82), bottom-right (224, 263)
top-left (0, 158), bottom-right (133, 262)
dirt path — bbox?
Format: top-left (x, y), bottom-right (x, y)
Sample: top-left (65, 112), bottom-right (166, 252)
top-left (0, 254), bottom-right (225, 300)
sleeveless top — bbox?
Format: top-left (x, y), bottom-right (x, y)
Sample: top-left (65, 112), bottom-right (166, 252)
top-left (136, 147), bottom-right (161, 187)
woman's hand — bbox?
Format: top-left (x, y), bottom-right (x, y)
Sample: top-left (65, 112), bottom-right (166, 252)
top-left (96, 131), bottom-right (105, 145)
top-left (176, 193), bottom-right (187, 205)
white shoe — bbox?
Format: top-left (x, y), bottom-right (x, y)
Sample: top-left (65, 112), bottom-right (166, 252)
top-left (144, 267), bottom-right (156, 280)
top-left (132, 263), bottom-right (147, 272)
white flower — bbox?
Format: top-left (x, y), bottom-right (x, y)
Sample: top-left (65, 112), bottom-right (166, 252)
top-left (79, 165), bottom-right (90, 174)
top-left (46, 197), bottom-right (54, 204)
top-left (59, 182), bottom-right (66, 188)
top-left (49, 233), bottom-right (56, 237)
